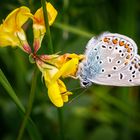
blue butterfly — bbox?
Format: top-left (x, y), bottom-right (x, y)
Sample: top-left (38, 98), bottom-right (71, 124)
top-left (77, 32), bottom-right (140, 87)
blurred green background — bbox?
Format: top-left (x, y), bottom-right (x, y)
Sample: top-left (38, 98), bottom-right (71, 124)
top-left (0, 0), bottom-right (140, 140)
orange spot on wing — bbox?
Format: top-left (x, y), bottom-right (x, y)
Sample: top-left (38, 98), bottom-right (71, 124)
top-left (127, 48), bottom-right (131, 53)
top-left (124, 60), bottom-right (129, 65)
top-left (112, 38), bottom-right (118, 44)
top-left (124, 43), bottom-right (129, 49)
top-left (119, 41), bottom-right (125, 46)
top-left (126, 55), bottom-right (130, 59)
top-left (103, 37), bottom-right (110, 43)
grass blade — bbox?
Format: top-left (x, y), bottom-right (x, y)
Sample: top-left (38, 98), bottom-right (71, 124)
top-left (0, 68), bottom-right (42, 140)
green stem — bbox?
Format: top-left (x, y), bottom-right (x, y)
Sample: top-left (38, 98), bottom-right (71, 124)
top-left (57, 108), bottom-right (64, 140)
top-left (29, 0), bottom-right (33, 11)
top-left (41, 0), bottom-right (53, 54)
top-left (41, 1), bottom-right (64, 139)
top-left (16, 68), bottom-right (38, 140)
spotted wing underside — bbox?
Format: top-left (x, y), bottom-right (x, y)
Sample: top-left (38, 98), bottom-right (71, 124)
top-left (85, 33), bottom-right (139, 86)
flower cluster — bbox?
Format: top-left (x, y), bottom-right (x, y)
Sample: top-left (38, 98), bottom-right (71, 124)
top-left (0, 3), bottom-right (83, 107)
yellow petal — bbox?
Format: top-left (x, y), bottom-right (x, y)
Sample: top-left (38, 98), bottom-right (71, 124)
top-left (47, 81), bottom-right (63, 107)
top-left (50, 53), bottom-right (84, 69)
top-left (41, 65), bottom-right (58, 84)
top-left (47, 2), bottom-right (58, 25)
top-left (0, 32), bottom-right (19, 47)
top-left (0, 6), bottom-right (31, 50)
top-left (62, 92), bottom-right (72, 102)
top-left (62, 94), bottom-right (68, 102)
top-left (52, 58), bottom-right (79, 81)
top-left (33, 2), bottom-right (57, 26)
top-left (66, 53), bottom-right (84, 59)
top-left (0, 28), bottom-right (30, 52)
top-left (57, 79), bottom-right (67, 93)
top-left (2, 6), bottom-right (31, 32)
top-left (33, 2), bottom-right (57, 41)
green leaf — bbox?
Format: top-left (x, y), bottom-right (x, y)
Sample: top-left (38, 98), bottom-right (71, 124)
top-left (0, 69), bottom-right (25, 112)
top-left (0, 69), bottom-right (42, 140)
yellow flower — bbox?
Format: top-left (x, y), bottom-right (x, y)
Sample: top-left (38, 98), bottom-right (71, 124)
top-left (33, 2), bottom-right (57, 52)
top-left (40, 53), bottom-right (84, 72)
top-left (0, 6), bottom-right (32, 53)
top-left (36, 59), bottom-right (71, 107)
top-left (36, 53), bottom-right (84, 107)
top-left (40, 53), bottom-right (84, 80)
top-left (47, 79), bottom-right (72, 107)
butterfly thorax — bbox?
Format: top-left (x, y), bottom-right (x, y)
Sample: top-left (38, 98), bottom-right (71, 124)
top-left (77, 47), bottom-right (102, 87)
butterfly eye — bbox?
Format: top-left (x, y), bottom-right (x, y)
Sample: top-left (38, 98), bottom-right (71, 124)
top-left (82, 81), bottom-right (90, 87)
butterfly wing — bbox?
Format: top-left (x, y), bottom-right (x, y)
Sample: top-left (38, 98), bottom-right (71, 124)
top-left (92, 55), bottom-right (140, 86)
top-left (78, 32), bottom-right (139, 87)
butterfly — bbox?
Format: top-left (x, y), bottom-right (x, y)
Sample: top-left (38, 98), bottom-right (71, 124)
top-left (77, 32), bottom-right (140, 87)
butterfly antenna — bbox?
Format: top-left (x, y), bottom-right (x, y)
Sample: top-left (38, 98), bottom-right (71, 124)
top-left (68, 87), bottom-right (88, 104)
top-left (69, 86), bottom-right (85, 92)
